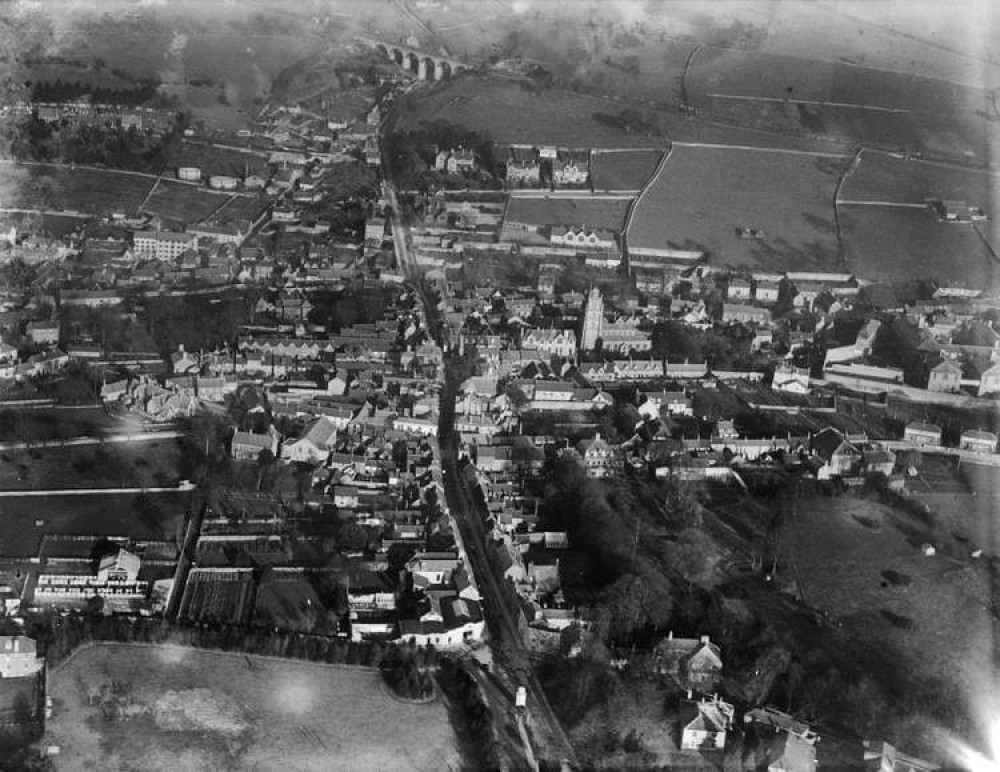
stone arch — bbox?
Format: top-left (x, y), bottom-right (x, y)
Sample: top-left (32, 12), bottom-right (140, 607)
top-left (422, 57), bottom-right (437, 81)
top-left (406, 52), bottom-right (420, 74)
top-left (438, 60), bottom-right (453, 79)
top-left (376, 43), bottom-right (389, 60)
top-left (392, 48), bottom-right (404, 66)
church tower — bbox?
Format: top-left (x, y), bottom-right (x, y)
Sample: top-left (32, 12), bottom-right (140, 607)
top-left (580, 287), bottom-right (604, 351)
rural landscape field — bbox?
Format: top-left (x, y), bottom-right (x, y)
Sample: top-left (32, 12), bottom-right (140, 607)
top-left (626, 144), bottom-right (849, 271)
top-left (46, 643), bottom-right (461, 771)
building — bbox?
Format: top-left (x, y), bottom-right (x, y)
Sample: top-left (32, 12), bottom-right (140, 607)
top-left (231, 425), bottom-right (281, 461)
top-left (282, 416), bottom-right (339, 464)
top-left (521, 328), bottom-right (577, 359)
top-left (903, 421), bottom-right (942, 447)
top-left (680, 695), bottom-right (733, 751)
top-left (927, 358), bottom-right (962, 393)
top-left (552, 152), bottom-right (589, 186)
top-left (959, 429), bottom-right (997, 454)
top-left (0, 637), bottom-right (43, 679)
top-left (132, 230), bottom-right (198, 261)
top-left (652, 633), bottom-right (723, 692)
top-left (505, 147), bottom-right (541, 184)
top-left (580, 287), bottom-right (604, 351)
top-left (638, 389), bottom-right (692, 419)
top-left (26, 320), bottom-right (59, 346)
top-left (550, 225), bottom-right (616, 251)
top-left (811, 427), bottom-right (861, 477)
top-left (728, 277), bottom-right (752, 300)
top-left (577, 433), bottom-right (620, 478)
top-left (723, 303), bottom-right (771, 325)
top-left (772, 364), bottom-right (811, 395)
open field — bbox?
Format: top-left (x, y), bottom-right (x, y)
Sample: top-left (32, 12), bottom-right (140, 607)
top-left (0, 491), bottom-right (191, 557)
top-left (142, 179), bottom-right (234, 226)
top-left (0, 406), bottom-right (119, 442)
top-left (686, 45), bottom-right (992, 163)
top-left (0, 439), bottom-right (182, 492)
top-left (625, 145), bottom-right (848, 271)
top-left (504, 195), bottom-right (631, 231)
top-left (589, 149), bottom-right (663, 192)
top-left (171, 142), bottom-right (269, 179)
top-left (0, 163), bottom-right (153, 217)
top-left (839, 206), bottom-right (998, 288)
top-left (781, 496), bottom-right (997, 706)
top-left (46, 643), bottom-right (461, 772)
top-left (840, 149), bottom-right (999, 205)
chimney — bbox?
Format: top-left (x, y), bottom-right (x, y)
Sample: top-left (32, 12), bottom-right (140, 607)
top-left (700, 635), bottom-right (709, 645)
top-left (12, 638), bottom-right (18, 653)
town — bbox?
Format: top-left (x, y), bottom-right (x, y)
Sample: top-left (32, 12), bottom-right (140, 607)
top-left (0, 2), bottom-right (996, 770)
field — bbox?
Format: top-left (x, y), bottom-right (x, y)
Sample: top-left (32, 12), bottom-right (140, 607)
top-left (0, 163), bottom-right (153, 217)
top-left (0, 439), bottom-right (182, 492)
top-left (504, 195), bottom-right (632, 232)
top-left (172, 142), bottom-right (270, 179)
top-left (0, 491), bottom-right (191, 557)
top-left (141, 179), bottom-right (234, 226)
top-left (46, 643), bottom-right (461, 771)
top-left (625, 145), bottom-right (848, 271)
top-left (840, 149), bottom-right (999, 205)
top-left (0, 406), bottom-right (120, 442)
top-left (589, 149), bottom-right (663, 192)
top-left (685, 45), bottom-right (992, 162)
top-left (781, 496), bottom-right (997, 707)
top-left (839, 206), bottom-right (998, 288)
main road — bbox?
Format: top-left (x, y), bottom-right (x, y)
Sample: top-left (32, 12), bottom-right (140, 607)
top-left (379, 99), bottom-right (577, 769)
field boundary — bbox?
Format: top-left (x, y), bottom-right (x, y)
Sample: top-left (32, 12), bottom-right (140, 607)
top-left (622, 143), bottom-right (674, 270)
top-left (671, 141), bottom-right (852, 159)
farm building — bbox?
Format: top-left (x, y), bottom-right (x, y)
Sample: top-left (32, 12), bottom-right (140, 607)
top-left (903, 422), bottom-right (942, 447)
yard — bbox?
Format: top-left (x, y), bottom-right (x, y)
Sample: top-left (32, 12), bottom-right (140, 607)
top-left (780, 496), bottom-right (997, 708)
top-left (0, 490), bottom-right (191, 557)
top-left (839, 205), bottom-right (998, 288)
top-left (625, 145), bottom-right (848, 271)
top-left (46, 643), bottom-right (462, 772)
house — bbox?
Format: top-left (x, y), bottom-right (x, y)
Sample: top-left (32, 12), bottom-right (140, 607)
top-left (170, 344), bottom-right (200, 374)
top-left (755, 279), bottom-right (780, 303)
top-left (552, 152), bottom-right (589, 186)
top-left (903, 422), bottom-right (942, 447)
top-left (959, 429), bottom-right (996, 454)
top-left (407, 553), bottom-right (461, 588)
top-left (549, 225), bottom-right (616, 251)
top-left (723, 303), bottom-right (770, 325)
top-left (863, 740), bottom-right (939, 772)
top-left (97, 548), bottom-right (141, 583)
top-left (772, 364), bottom-right (811, 395)
top-left (231, 425), bottom-right (281, 461)
top-left (446, 148), bottom-right (476, 174)
top-left (743, 707), bottom-right (819, 772)
top-left (862, 447), bottom-right (896, 476)
top-left (26, 320), bottom-right (59, 346)
top-left (577, 433), bottom-right (621, 478)
top-left (521, 328), bottom-right (577, 358)
top-left (0, 637), bottom-right (43, 679)
top-left (978, 360), bottom-right (1000, 396)
top-left (679, 695), bottom-right (733, 751)
top-left (505, 147), bottom-right (541, 184)
top-left (728, 277), bottom-right (752, 300)
top-left (927, 358), bottom-right (962, 393)
top-left (282, 416), bottom-right (339, 464)
top-left (811, 427), bottom-right (861, 477)
top-left (652, 632), bottom-right (723, 692)
top-left (333, 485), bottom-right (360, 509)
top-left (638, 390), bottom-right (692, 419)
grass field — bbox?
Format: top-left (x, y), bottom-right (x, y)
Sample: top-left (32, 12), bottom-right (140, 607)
top-left (781, 496), bottom-right (997, 706)
top-left (0, 406), bottom-right (119, 442)
top-left (504, 195), bottom-right (632, 231)
top-left (142, 179), bottom-right (234, 226)
top-left (0, 491), bottom-right (191, 557)
top-left (0, 439), bottom-right (182, 492)
top-left (46, 643), bottom-right (461, 772)
top-left (626, 145), bottom-right (848, 271)
top-left (0, 163), bottom-right (154, 217)
top-left (840, 149), bottom-right (999, 205)
top-left (589, 149), bottom-right (663, 192)
top-left (839, 205), bottom-right (998, 288)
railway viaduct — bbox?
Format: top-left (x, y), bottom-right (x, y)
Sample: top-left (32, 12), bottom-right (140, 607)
top-left (359, 36), bottom-right (468, 81)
